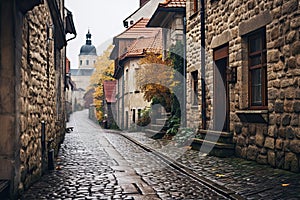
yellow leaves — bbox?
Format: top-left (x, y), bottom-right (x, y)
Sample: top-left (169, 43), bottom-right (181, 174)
top-left (86, 45), bottom-right (116, 122)
top-left (216, 174), bottom-right (225, 178)
top-left (135, 52), bottom-right (177, 104)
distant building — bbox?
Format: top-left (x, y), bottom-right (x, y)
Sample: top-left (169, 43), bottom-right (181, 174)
top-left (111, 18), bottom-right (162, 129)
top-left (70, 31), bottom-right (97, 110)
top-left (103, 80), bottom-right (117, 128)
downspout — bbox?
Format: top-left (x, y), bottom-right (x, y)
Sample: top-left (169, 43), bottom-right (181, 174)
top-left (183, 16), bottom-right (187, 127)
top-left (200, 0), bottom-right (206, 130)
top-left (121, 67), bottom-right (125, 129)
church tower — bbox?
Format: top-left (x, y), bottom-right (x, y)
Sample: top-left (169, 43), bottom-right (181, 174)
top-left (78, 30), bottom-right (97, 68)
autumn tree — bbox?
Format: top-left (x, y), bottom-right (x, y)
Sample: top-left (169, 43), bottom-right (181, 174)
top-left (136, 52), bottom-right (176, 113)
top-left (87, 45), bottom-right (114, 121)
top-left (136, 42), bottom-right (185, 120)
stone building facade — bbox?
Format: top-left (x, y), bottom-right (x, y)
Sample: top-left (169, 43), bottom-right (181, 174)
top-left (111, 18), bottom-right (161, 130)
top-left (186, 0), bottom-right (300, 172)
top-left (0, 0), bottom-right (75, 198)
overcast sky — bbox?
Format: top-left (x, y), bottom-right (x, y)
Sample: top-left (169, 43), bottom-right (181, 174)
top-left (65, 0), bottom-right (140, 68)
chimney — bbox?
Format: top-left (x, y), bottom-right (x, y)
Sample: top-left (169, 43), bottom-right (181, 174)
top-left (140, 0), bottom-right (150, 7)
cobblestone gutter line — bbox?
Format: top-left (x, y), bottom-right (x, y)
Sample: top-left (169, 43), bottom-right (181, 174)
top-left (119, 132), bottom-right (245, 200)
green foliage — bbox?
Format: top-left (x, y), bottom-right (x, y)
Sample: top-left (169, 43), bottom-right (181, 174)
top-left (169, 40), bottom-right (184, 75)
top-left (166, 116), bottom-right (180, 136)
top-left (137, 108), bottom-right (151, 127)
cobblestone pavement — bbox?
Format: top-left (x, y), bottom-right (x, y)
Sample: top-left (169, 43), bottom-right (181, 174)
top-left (20, 110), bottom-right (227, 199)
top-left (124, 132), bottom-right (300, 200)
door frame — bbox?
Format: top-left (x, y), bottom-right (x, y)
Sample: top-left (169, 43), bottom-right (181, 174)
top-left (213, 44), bottom-right (229, 132)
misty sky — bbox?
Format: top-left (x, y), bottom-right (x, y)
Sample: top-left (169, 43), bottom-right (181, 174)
top-left (65, 0), bottom-right (140, 68)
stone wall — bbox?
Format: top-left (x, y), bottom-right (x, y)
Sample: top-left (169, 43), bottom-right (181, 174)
top-left (186, 0), bottom-right (300, 172)
top-left (18, 2), bottom-right (66, 192)
top-left (186, 2), bottom-right (201, 129)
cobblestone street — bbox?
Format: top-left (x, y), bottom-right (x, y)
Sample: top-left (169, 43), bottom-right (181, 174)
top-left (20, 110), bottom-right (227, 199)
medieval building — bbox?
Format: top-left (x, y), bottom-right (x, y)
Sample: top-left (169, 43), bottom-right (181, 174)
top-left (185, 0), bottom-right (300, 172)
top-left (111, 18), bottom-right (162, 130)
top-left (0, 0), bottom-right (76, 198)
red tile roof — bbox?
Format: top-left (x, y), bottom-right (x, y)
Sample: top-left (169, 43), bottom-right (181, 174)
top-left (119, 28), bottom-right (162, 60)
top-left (159, 0), bottom-right (186, 8)
top-left (103, 80), bottom-right (116, 103)
top-left (116, 18), bottom-right (160, 39)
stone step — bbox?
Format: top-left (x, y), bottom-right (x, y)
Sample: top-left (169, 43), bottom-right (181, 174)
top-left (151, 124), bottom-right (164, 131)
top-left (198, 129), bottom-right (233, 144)
top-left (155, 118), bottom-right (168, 125)
top-left (191, 138), bottom-right (235, 157)
top-left (144, 129), bottom-right (165, 139)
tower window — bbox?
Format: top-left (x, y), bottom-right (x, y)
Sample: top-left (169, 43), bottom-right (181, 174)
top-left (80, 60), bottom-right (82, 65)
top-left (86, 60), bottom-right (89, 65)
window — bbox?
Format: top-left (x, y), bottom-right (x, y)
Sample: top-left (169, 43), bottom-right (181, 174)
top-left (191, 71), bottom-right (198, 105)
top-left (132, 109), bottom-right (136, 123)
top-left (247, 28), bottom-right (267, 109)
top-left (138, 109), bottom-right (142, 120)
top-left (86, 60), bottom-right (89, 66)
top-left (80, 60), bottom-right (82, 66)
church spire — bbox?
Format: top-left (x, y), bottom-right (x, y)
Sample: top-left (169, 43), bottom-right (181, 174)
top-left (86, 30), bottom-right (92, 45)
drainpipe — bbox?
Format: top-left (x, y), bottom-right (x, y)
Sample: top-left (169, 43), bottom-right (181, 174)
top-left (200, 0), bottom-right (206, 130)
top-left (121, 66), bottom-right (125, 129)
top-left (183, 16), bottom-right (187, 127)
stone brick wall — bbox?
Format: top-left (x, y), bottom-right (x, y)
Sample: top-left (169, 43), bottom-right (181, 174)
top-left (186, 3), bottom-right (201, 129)
top-left (186, 0), bottom-right (300, 172)
top-left (18, 2), bottom-right (66, 192)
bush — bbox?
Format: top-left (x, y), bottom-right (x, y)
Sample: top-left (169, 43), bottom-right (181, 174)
top-left (137, 108), bottom-right (151, 127)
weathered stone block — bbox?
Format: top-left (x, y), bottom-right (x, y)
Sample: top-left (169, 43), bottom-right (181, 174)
top-left (289, 140), bottom-right (300, 154)
top-left (267, 49), bottom-right (280, 63)
top-left (284, 152), bottom-right (299, 172)
top-left (293, 102), bottom-right (300, 113)
top-left (267, 150), bottom-right (276, 167)
top-left (264, 137), bottom-right (275, 149)
top-left (249, 136), bottom-right (256, 145)
top-left (268, 88), bottom-right (278, 100)
top-left (286, 56), bottom-right (297, 68)
top-left (275, 151), bottom-right (285, 169)
top-left (286, 31), bottom-right (296, 43)
top-left (247, 145), bottom-right (258, 161)
top-left (257, 154), bottom-right (268, 165)
top-left (286, 127), bottom-right (295, 139)
top-left (282, 114), bottom-right (291, 126)
top-left (291, 16), bottom-right (300, 29)
top-left (275, 139), bottom-right (283, 150)
top-left (295, 128), bottom-right (300, 139)
top-left (274, 102), bottom-right (284, 113)
top-left (291, 41), bottom-right (300, 56)
top-left (256, 132), bottom-right (265, 147)
top-left (237, 135), bottom-right (246, 146)
top-left (291, 114), bottom-right (299, 126)
top-left (282, 0), bottom-right (298, 15)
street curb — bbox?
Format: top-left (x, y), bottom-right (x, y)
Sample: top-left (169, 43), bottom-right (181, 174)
top-left (118, 132), bottom-right (245, 200)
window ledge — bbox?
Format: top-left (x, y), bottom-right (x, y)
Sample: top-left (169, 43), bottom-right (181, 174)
top-left (236, 110), bottom-right (268, 114)
top-left (191, 105), bottom-right (198, 109)
top-left (236, 110), bottom-right (268, 123)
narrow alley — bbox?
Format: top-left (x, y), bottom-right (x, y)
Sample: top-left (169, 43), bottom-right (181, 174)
top-left (20, 110), bottom-right (227, 199)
